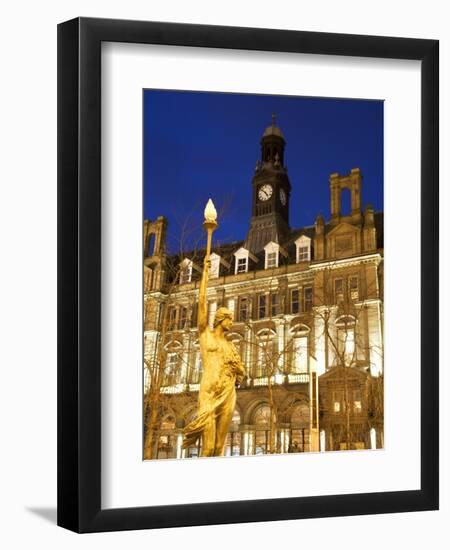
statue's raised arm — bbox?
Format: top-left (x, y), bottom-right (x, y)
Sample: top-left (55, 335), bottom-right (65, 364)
top-left (197, 199), bottom-right (217, 334)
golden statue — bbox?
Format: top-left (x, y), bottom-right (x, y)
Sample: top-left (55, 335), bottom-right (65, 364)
top-left (183, 199), bottom-right (246, 457)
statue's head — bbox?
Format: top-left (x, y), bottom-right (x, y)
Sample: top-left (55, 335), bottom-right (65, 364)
top-left (213, 307), bottom-right (233, 331)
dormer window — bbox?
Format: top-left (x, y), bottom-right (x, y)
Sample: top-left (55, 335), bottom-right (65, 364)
top-left (264, 241), bottom-right (279, 269)
top-left (264, 241), bottom-right (287, 270)
top-left (179, 258), bottom-right (193, 284)
top-left (295, 235), bottom-right (311, 263)
top-left (234, 247), bottom-right (249, 274)
top-left (209, 253), bottom-right (221, 279)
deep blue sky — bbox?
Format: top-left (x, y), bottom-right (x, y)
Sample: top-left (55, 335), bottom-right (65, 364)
top-left (144, 90), bottom-right (383, 254)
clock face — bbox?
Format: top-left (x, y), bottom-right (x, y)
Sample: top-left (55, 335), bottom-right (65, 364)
top-left (258, 184), bottom-right (273, 201)
top-left (279, 188), bottom-right (287, 206)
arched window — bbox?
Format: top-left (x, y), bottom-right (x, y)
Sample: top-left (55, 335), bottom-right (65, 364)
top-left (254, 404), bottom-right (271, 425)
top-left (163, 341), bottom-right (183, 386)
top-left (289, 324), bottom-right (310, 376)
top-left (292, 336), bottom-right (308, 373)
top-left (335, 315), bottom-right (357, 366)
top-left (291, 402), bottom-right (309, 426)
top-left (255, 329), bottom-right (277, 379)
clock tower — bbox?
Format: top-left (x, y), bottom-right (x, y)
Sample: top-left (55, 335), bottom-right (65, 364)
top-left (245, 115), bottom-right (292, 253)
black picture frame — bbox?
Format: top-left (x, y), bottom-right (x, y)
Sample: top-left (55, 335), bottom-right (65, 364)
top-left (57, 17), bottom-right (439, 533)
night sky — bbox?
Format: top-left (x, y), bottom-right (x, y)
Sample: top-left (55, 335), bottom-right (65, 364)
top-left (143, 90), bottom-right (383, 254)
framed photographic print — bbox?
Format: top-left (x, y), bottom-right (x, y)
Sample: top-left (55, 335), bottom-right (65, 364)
top-left (57, 17), bottom-right (439, 533)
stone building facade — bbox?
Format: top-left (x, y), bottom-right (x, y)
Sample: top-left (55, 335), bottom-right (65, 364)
top-left (143, 118), bottom-right (384, 459)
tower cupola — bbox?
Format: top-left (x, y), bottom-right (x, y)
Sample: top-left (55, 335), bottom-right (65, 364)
top-left (261, 113), bottom-right (286, 166)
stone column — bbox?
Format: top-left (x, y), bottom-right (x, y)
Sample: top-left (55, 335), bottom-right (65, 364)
top-left (243, 430), bottom-right (249, 456)
top-left (176, 433), bottom-right (183, 459)
top-left (320, 430), bottom-right (326, 452)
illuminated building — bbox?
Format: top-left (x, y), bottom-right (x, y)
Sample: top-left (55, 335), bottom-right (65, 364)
top-left (143, 118), bottom-right (384, 459)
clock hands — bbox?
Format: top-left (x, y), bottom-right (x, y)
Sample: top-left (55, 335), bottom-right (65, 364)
top-left (258, 184), bottom-right (273, 201)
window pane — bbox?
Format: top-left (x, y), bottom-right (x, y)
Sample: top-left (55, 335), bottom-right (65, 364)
top-left (167, 307), bottom-right (177, 330)
top-left (293, 336), bottom-right (308, 373)
top-left (259, 295), bottom-right (266, 319)
top-left (349, 276), bottom-right (359, 300)
top-left (303, 287), bottom-right (313, 311)
top-left (256, 345), bottom-right (266, 377)
top-left (336, 324), bottom-right (355, 366)
top-left (270, 293), bottom-right (278, 316)
top-left (164, 352), bottom-right (179, 385)
top-left (237, 257), bottom-right (247, 273)
top-left (256, 338), bottom-right (274, 377)
top-left (291, 289), bottom-right (299, 314)
top-left (332, 391), bottom-right (344, 413)
top-left (239, 297), bottom-right (248, 321)
top-left (298, 245), bottom-right (309, 262)
top-left (334, 278), bottom-right (344, 303)
top-left (344, 328), bottom-right (355, 363)
top-left (178, 306), bottom-right (187, 329)
top-left (267, 251), bottom-right (277, 268)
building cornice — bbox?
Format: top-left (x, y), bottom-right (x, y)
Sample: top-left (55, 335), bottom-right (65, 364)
top-left (310, 252), bottom-right (382, 271)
